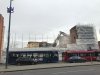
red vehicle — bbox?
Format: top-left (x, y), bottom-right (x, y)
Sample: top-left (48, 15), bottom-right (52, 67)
top-left (62, 50), bottom-right (97, 62)
top-left (94, 50), bottom-right (100, 61)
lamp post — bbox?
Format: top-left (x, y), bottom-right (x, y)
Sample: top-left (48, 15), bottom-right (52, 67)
top-left (6, 0), bottom-right (14, 69)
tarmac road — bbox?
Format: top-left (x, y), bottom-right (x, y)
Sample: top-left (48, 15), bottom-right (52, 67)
top-left (0, 65), bottom-right (100, 75)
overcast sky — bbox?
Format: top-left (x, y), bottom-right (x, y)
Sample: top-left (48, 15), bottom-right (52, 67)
top-left (0, 0), bottom-right (100, 47)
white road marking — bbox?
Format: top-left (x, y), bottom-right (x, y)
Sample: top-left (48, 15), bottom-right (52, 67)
top-left (52, 69), bottom-right (95, 74)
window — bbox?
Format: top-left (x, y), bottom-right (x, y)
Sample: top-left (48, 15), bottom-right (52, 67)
top-left (21, 53), bottom-right (26, 57)
top-left (86, 53), bottom-right (90, 56)
top-left (39, 53), bottom-right (43, 57)
top-left (16, 54), bottom-right (19, 57)
top-left (79, 54), bottom-right (84, 57)
top-left (98, 53), bottom-right (100, 56)
top-left (79, 53), bottom-right (86, 57)
top-left (54, 53), bottom-right (58, 57)
top-left (12, 53), bottom-right (15, 56)
top-left (72, 53), bottom-right (78, 56)
top-left (44, 53), bottom-right (49, 58)
top-left (91, 53), bottom-right (95, 56)
top-left (27, 53), bottom-right (32, 57)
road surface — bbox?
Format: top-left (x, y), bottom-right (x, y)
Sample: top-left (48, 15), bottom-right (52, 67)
top-left (0, 65), bottom-right (100, 75)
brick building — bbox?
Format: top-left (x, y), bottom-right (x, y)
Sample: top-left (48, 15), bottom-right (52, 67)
top-left (27, 41), bottom-right (52, 48)
top-left (70, 26), bottom-right (78, 43)
top-left (0, 14), bottom-right (4, 62)
top-left (27, 41), bottom-right (40, 48)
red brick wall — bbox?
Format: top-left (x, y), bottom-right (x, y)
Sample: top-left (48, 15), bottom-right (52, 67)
top-left (0, 14), bottom-right (4, 61)
top-left (70, 26), bottom-right (78, 44)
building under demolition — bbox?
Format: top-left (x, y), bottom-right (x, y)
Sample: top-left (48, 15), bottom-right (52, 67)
top-left (69, 24), bottom-right (99, 50)
top-left (53, 31), bottom-right (70, 48)
top-left (53, 24), bottom-right (99, 50)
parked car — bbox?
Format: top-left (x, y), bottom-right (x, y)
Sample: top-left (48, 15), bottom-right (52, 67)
top-left (16, 57), bottom-right (38, 65)
top-left (67, 56), bottom-right (87, 63)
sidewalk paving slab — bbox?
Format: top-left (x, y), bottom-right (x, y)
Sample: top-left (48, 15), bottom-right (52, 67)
top-left (0, 62), bottom-right (100, 73)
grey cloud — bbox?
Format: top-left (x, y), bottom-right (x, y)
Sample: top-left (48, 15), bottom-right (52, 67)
top-left (1, 0), bottom-right (100, 46)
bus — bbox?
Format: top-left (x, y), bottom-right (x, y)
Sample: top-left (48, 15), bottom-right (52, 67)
top-left (8, 48), bottom-right (59, 65)
top-left (62, 50), bottom-right (97, 62)
top-left (94, 50), bottom-right (100, 61)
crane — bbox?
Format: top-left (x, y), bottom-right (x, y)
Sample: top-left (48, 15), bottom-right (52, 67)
top-left (52, 31), bottom-right (68, 47)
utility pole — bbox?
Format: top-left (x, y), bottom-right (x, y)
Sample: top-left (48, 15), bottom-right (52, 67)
top-left (28, 33), bottom-right (30, 48)
top-left (14, 33), bottom-right (16, 48)
top-left (22, 33), bottom-right (23, 48)
top-left (6, 0), bottom-right (14, 69)
top-left (35, 34), bottom-right (36, 42)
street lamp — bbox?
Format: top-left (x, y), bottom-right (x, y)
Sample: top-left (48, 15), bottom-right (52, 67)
top-left (6, 0), bottom-right (14, 69)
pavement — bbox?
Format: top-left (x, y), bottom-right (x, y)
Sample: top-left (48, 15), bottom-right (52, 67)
top-left (0, 61), bottom-right (100, 73)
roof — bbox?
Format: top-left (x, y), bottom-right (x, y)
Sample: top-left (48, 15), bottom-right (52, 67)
top-left (8, 47), bottom-right (68, 52)
top-left (65, 50), bottom-right (96, 53)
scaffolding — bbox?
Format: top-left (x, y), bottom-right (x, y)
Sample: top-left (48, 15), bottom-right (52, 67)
top-left (76, 24), bottom-right (99, 50)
